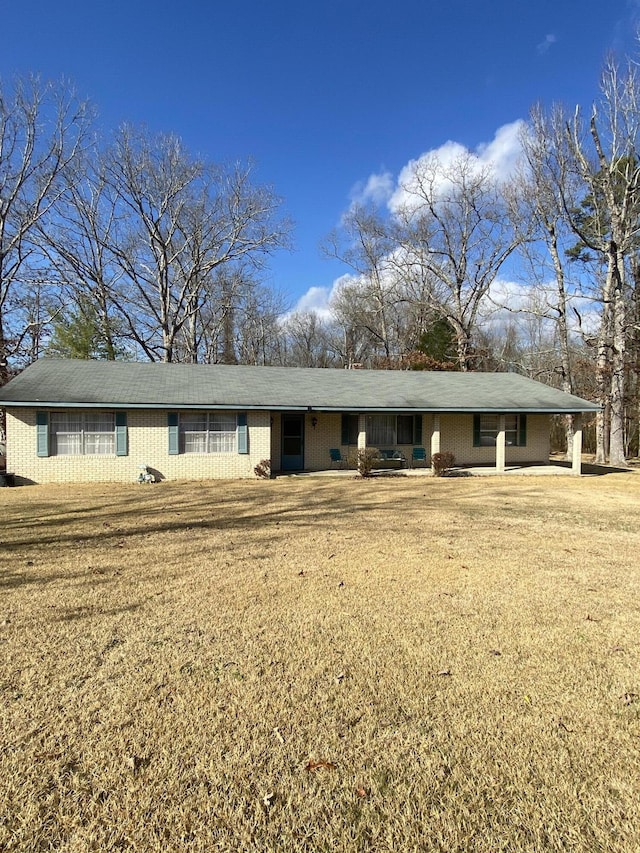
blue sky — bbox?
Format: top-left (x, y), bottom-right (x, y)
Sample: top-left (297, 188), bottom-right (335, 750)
top-left (2, 1), bottom-right (640, 313)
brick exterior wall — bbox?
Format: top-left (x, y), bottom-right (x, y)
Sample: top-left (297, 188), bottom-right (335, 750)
top-left (272, 412), bottom-right (549, 471)
top-left (304, 412), bottom-right (342, 470)
top-left (5, 408), bottom-right (550, 483)
top-left (301, 412), bottom-right (410, 469)
top-left (433, 413), bottom-right (550, 466)
top-left (6, 408), bottom-right (271, 484)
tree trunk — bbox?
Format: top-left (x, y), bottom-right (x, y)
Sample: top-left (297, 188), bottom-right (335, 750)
top-left (221, 275), bottom-right (238, 364)
top-left (594, 267), bottom-right (613, 464)
top-left (0, 308), bottom-right (11, 388)
top-left (454, 324), bottom-right (473, 371)
top-left (96, 285), bottom-right (118, 360)
top-left (547, 224), bottom-right (575, 459)
top-left (608, 249), bottom-right (628, 466)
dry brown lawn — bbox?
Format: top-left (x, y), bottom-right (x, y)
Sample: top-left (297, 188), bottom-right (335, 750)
top-left (1, 473), bottom-right (639, 852)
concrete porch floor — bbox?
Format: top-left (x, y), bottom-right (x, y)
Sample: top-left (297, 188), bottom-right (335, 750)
top-left (277, 460), bottom-right (636, 478)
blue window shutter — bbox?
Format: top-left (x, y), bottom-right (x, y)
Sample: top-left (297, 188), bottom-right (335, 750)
top-left (414, 414), bottom-right (423, 445)
top-left (115, 412), bottom-right (128, 456)
top-left (36, 411), bottom-right (49, 457)
top-left (168, 412), bottom-right (179, 455)
top-left (237, 412), bottom-right (248, 454)
top-left (519, 414), bottom-right (527, 447)
top-left (473, 414), bottom-right (481, 447)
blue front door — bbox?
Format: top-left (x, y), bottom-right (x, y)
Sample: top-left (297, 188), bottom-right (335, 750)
top-left (281, 414), bottom-right (304, 470)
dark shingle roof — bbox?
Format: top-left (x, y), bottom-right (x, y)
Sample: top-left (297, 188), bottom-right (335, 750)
top-left (0, 359), bottom-right (600, 413)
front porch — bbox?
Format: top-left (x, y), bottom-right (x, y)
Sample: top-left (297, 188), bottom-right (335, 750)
top-left (269, 411), bottom-right (587, 476)
top-left (427, 413), bottom-right (586, 477)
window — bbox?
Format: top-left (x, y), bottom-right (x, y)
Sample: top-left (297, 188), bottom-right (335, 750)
top-left (473, 414), bottom-right (526, 447)
top-left (341, 414), bottom-right (359, 445)
top-left (180, 412), bottom-right (237, 453)
top-left (342, 414), bottom-right (422, 446)
top-left (367, 414), bottom-right (395, 446)
top-left (365, 414), bottom-right (422, 446)
top-left (396, 415), bottom-right (416, 445)
top-left (50, 412), bottom-right (116, 455)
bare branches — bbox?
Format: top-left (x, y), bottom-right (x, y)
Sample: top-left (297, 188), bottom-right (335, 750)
top-left (0, 75), bottom-right (94, 380)
top-left (0, 76), bottom-right (292, 373)
top-left (390, 151), bottom-right (522, 369)
top-left (36, 125), bottom-right (292, 364)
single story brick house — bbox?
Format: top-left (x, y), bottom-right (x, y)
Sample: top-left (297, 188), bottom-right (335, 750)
top-left (0, 359), bottom-right (600, 483)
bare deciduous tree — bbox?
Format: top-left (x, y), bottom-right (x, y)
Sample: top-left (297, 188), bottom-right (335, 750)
top-left (0, 75), bottom-right (93, 382)
top-left (37, 150), bottom-right (124, 360)
top-left (279, 311), bottom-right (338, 367)
top-left (99, 126), bottom-right (291, 362)
top-left (560, 57), bottom-right (640, 465)
top-left (509, 106), bottom-right (584, 457)
top-left (390, 151), bottom-right (522, 370)
top-left (324, 205), bottom-right (405, 364)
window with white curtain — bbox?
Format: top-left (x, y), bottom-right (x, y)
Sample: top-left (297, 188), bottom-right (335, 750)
top-left (50, 412), bottom-right (115, 455)
top-left (366, 415), bottom-right (396, 446)
top-left (366, 414), bottom-right (420, 446)
top-left (180, 412), bottom-right (237, 453)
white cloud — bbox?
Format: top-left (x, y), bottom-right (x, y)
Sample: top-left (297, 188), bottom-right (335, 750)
top-left (349, 171), bottom-right (394, 207)
top-left (480, 277), bottom-right (600, 338)
top-left (476, 121), bottom-right (526, 181)
top-left (389, 140), bottom-right (465, 213)
top-left (482, 278), bottom-right (551, 328)
top-left (485, 278), bottom-right (536, 313)
top-left (289, 285), bottom-right (334, 320)
top-left (292, 122), bottom-right (529, 325)
top-left (388, 120), bottom-right (525, 214)
top-left (537, 33), bottom-right (557, 55)
top-left (288, 274), bottom-right (357, 321)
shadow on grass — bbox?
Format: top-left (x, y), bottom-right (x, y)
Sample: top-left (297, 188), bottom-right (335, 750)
top-left (53, 601), bottom-right (142, 622)
top-left (0, 568), bottom-right (88, 590)
top-left (2, 472), bottom-right (634, 575)
top-left (1, 481), bottom-right (412, 551)
top-left (552, 460), bottom-right (633, 476)
top-left (0, 563), bottom-right (124, 591)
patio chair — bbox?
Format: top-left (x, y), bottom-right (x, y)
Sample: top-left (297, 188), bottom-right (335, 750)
top-left (410, 447), bottom-right (428, 468)
top-left (329, 448), bottom-right (347, 469)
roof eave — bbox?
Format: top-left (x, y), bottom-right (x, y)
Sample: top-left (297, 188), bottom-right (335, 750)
top-left (0, 401), bottom-right (602, 414)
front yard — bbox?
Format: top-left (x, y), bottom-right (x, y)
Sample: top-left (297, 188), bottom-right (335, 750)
top-left (1, 474), bottom-right (639, 851)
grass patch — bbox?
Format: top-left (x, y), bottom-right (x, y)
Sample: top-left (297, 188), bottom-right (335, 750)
top-left (1, 475), bottom-right (639, 851)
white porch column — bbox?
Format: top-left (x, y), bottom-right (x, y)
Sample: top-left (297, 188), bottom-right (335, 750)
top-left (357, 413), bottom-right (367, 451)
top-left (496, 414), bottom-right (506, 473)
top-left (572, 413), bottom-right (583, 475)
top-left (430, 414), bottom-right (441, 469)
